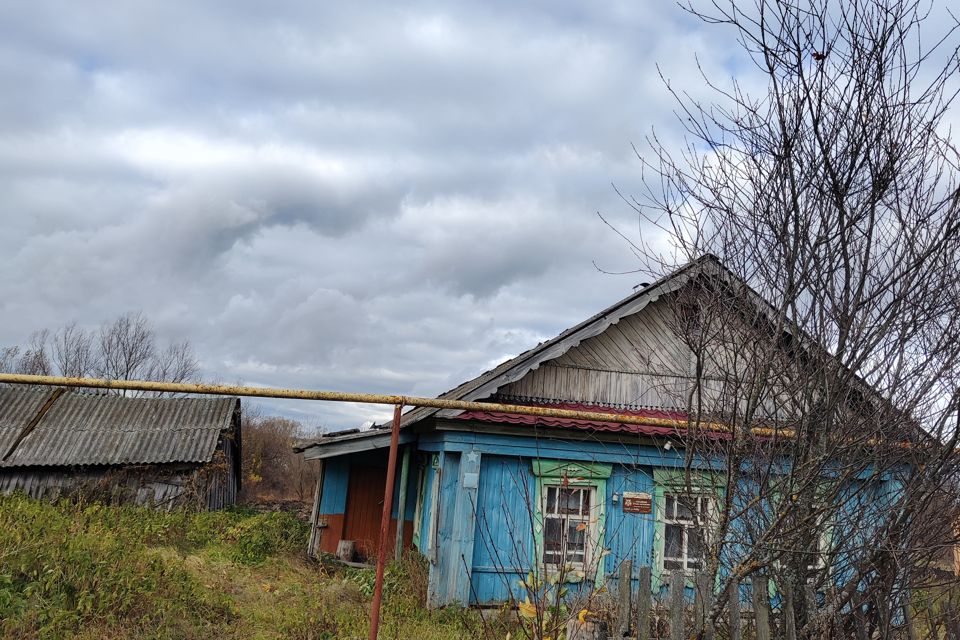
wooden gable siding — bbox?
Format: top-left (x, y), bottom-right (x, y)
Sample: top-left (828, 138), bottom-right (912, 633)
top-left (499, 302), bottom-right (697, 408)
top-left (552, 301), bottom-right (689, 373)
top-left (497, 296), bottom-right (789, 417)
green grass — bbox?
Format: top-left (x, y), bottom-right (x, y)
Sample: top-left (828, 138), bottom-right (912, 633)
top-left (0, 494), bottom-right (507, 639)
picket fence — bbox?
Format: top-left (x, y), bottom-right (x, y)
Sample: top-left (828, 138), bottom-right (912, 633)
top-left (565, 561), bottom-right (931, 640)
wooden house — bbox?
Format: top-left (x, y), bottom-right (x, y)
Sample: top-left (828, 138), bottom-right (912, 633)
top-left (298, 256), bottom-right (906, 607)
top-left (0, 388), bottom-right (241, 510)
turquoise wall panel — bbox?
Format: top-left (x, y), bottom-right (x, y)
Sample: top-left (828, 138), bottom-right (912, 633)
top-left (470, 455), bottom-right (536, 604)
top-left (318, 456), bottom-right (350, 514)
top-left (603, 465), bottom-right (656, 594)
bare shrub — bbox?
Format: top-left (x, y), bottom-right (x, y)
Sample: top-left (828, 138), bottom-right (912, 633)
top-left (607, 0), bottom-right (960, 636)
top-left (241, 412), bottom-right (320, 504)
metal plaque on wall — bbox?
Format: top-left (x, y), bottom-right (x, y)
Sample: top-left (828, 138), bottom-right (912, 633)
top-left (622, 491), bottom-right (653, 514)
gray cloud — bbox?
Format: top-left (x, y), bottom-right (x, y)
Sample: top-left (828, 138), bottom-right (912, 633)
top-left (0, 0), bottom-right (744, 429)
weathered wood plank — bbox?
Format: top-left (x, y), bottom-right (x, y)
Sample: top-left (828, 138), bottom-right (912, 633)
top-left (903, 600), bottom-right (918, 640)
top-left (695, 571), bottom-right (715, 640)
top-left (854, 607), bottom-right (870, 640)
top-left (670, 576), bottom-right (685, 640)
top-left (945, 602), bottom-right (960, 640)
top-left (617, 560), bottom-right (633, 638)
top-left (394, 446), bottom-right (411, 560)
top-left (728, 577), bottom-right (741, 640)
top-left (307, 459), bottom-right (325, 557)
top-left (783, 580), bottom-right (797, 640)
top-left (751, 575), bottom-right (771, 640)
top-left (449, 449), bottom-right (481, 605)
top-left (637, 565), bottom-right (652, 640)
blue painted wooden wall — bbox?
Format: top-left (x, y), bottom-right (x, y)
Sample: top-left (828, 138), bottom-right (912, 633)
top-left (318, 456), bottom-right (351, 515)
top-left (319, 431), bottom-right (907, 609)
top-left (419, 432), bottom-right (673, 606)
top-left (427, 451), bottom-right (460, 605)
top-left (470, 455), bottom-right (536, 604)
top-left (603, 465), bottom-right (657, 596)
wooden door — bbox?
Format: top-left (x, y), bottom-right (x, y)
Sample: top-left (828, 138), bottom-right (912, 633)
top-left (343, 465), bottom-right (387, 560)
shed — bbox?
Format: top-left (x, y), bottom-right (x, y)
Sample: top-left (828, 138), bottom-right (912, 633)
top-left (0, 387), bottom-right (241, 510)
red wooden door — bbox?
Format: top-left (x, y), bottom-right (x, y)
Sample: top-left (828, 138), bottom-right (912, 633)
top-left (343, 465), bottom-right (387, 560)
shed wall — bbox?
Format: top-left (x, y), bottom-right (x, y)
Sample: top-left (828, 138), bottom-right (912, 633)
top-left (0, 462), bottom-right (235, 510)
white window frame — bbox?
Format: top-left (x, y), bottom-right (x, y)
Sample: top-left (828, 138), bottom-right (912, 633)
top-left (803, 522), bottom-right (832, 577)
top-left (772, 501), bottom-right (833, 580)
top-left (541, 483), bottom-right (597, 572)
top-left (661, 492), bottom-right (714, 574)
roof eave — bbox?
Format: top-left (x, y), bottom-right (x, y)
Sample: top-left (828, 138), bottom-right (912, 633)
top-left (297, 428), bottom-right (417, 460)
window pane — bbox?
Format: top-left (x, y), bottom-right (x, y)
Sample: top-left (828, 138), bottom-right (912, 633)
top-left (541, 486), bottom-right (596, 569)
top-left (665, 494), bottom-right (676, 519)
top-left (665, 523), bottom-right (682, 559)
top-left (566, 521), bottom-right (586, 552)
top-left (546, 487), bottom-right (558, 514)
top-left (664, 558), bottom-right (683, 570)
top-left (688, 525), bottom-right (704, 563)
top-left (677, 496), bottom-right (694, 522)
top-left (544, 517), bottom-right (562, 550)
top-left (560, 488), bottom-right (581, 515)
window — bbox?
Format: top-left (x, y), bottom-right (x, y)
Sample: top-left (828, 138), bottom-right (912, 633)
top-left (532, 460), bottom-right (610, 584)
top-left (773, 493), bottom-right (833, 579)
top-left (662, 492), bottom-right (713, 572)
top-left (542, 485), bottom-right (595, 569)
top-left (801, 523), bottom-right (831, 576)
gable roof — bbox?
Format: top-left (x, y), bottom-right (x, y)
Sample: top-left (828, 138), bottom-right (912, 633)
top-left (397, 255), bottom-right (720, 429)
top-left (300, 254), bottom-right (907, 452)
top-left (300, 256), bottom-right (722, 452)
top-left (0, 387), bottom-right (239, 468)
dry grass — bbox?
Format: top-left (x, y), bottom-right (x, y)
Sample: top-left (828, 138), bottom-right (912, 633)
top-left (0, 495), bottom-right (503, 640)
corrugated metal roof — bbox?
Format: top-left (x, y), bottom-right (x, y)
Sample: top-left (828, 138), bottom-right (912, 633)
top-left (0, 387), bottom-right (54, 460)
top-left (0, 387), bottom-right (238, 468)
top-left (454, 401), bottom-right (734, 439)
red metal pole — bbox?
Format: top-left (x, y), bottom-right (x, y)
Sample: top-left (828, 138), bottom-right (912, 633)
top-left (368, 404), bottom-right (403, 640)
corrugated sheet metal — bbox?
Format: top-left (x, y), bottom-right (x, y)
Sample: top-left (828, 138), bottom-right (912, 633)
top-left (0, 388), bottom-right (238, 468)
top-left (0, 387), bottom-right (54, 459)
top-left (455, 401), bottom-right (729, 438)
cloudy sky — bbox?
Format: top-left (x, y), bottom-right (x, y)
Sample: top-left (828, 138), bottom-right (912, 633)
top-left (0, 1), bottom-right (742, 430)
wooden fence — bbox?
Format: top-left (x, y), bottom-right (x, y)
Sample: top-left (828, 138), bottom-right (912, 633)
top-left (565, 561), bottom-right (945, 640)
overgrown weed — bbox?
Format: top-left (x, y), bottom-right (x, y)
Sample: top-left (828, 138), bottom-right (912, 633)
top-left (0, 494), bottom-right (512, 639)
